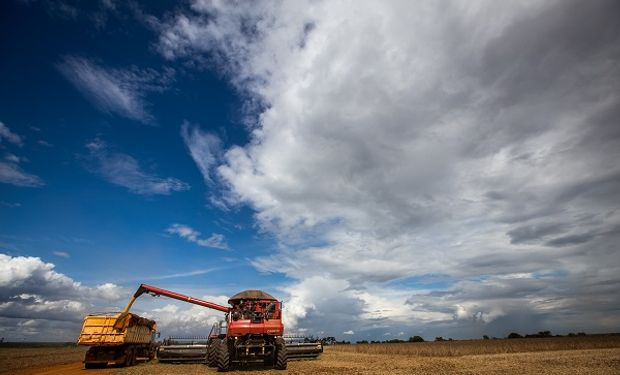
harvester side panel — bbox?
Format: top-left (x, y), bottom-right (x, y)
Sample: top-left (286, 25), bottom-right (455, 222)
top-left (228, 319), bottom-right (283, 336)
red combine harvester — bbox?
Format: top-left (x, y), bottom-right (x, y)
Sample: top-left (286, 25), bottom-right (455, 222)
top-left (117, 284), bottom-right (290, 371)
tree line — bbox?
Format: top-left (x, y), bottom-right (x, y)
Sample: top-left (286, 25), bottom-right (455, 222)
top-left (351, 331), bottom-right (605, 344)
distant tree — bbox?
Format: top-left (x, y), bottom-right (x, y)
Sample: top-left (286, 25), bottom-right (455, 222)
top-left (435, 336), bottom-right (445, 342)
top-left (567, 333), bottom-right (576, 337)
top-left (408, 335), bottom-right (425, 343)
top-left (577, 332), bottom-right (586, 336)
top-left (384, 339), bottom-right (405, 343)
top-left (525, 330), bottom-right (553, 338)
top-left (483, 335), bottom-right (490, 340)
top-left (356, 340), bottom-right (369, 344)
top-left (507, 332), bottom-right (523, 339)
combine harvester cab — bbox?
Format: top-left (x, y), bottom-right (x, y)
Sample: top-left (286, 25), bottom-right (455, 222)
top-left (77, 312), bottom-right (157, 368)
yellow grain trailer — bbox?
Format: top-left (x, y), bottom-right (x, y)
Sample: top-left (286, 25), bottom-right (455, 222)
top-left (77, 312), bottom-right (157, 368)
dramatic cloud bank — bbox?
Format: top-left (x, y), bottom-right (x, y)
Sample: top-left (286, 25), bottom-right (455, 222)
top-left (158, 0), bottom-right (620, 339)
top-left (0, 254), bottom-right (126, 340)
top-left (0, 253), bottom-right (228, 340)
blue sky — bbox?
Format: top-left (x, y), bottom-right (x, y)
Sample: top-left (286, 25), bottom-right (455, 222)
top-left (1, 1), bottom-right (259, 284)
top-left (1, 1), bottom-right (286, 339)
top-left (1, 0), bottom-right (619, 342)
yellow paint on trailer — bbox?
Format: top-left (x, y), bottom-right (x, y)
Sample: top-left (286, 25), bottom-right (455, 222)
top-left (77, 313), bottom-right (156, 346)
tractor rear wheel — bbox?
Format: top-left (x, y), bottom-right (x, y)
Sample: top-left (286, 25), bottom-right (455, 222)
top-left (274, 337), bottom-right (287, 370)
top-left (215, 339), bottom-right (230, 372)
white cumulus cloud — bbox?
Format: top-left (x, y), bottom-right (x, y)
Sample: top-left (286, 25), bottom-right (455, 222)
top-left (0, 254), bottom-right (126, 323)
top-left (141, 294), bottom-right (229, 337)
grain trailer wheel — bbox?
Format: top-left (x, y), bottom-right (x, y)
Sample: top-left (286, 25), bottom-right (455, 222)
top-left (124, 347), bottom-right (136, 367)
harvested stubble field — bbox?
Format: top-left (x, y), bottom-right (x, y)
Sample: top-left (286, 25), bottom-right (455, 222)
top-left (0, 345), bottom-right (89, 374)
top-left (2, 337), bottom-right (620, 375)
top-left (334, 335), bottom-right (620, 356)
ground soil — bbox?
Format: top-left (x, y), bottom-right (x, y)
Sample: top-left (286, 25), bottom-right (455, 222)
top-left (2, 342), bottom-right (619, 374)
top-left (0, 346), bottom-right (90, 374)
top-left (4, 362), bottom-right (116, 375)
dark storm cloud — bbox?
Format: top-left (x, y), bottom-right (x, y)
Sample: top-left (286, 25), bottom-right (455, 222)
top-left (554, 171), bottom-right (620, 206)
top-left (507, 223), bottom-right (567, 244)
top-left (0, 317), bottom-right (82, 341)
top-left (293, 292), bottom-right (367, 337)
top-left (464, 0), bottom-right (620, 161)
top-left (544, 232), bottom-right (597, 247)
top-left (481, 0), bottom-right (620, 103)
top-left (0, 295), bottom-right (84, 322)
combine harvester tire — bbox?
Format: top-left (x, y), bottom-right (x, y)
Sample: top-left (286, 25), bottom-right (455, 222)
top-left (275, 337), bottom-right (288, 370)
top-left (207, 340), bottom-right (217, 367)
top-left (215, 339), bottom-right (230, 372)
